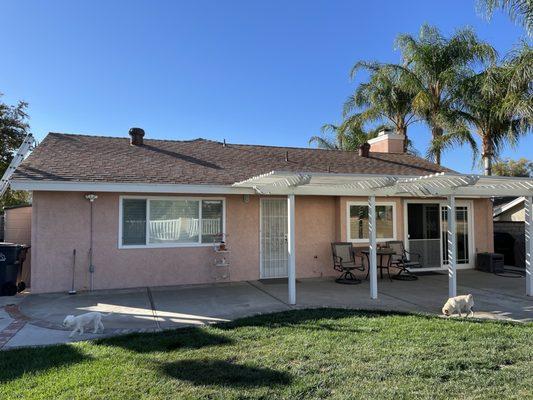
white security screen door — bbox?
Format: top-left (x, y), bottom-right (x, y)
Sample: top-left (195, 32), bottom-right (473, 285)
top-left (260, 198), bottom-right (289, 278)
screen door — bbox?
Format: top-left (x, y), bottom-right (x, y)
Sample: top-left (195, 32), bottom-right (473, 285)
top-left (260, 198), bottom-right (288, 278)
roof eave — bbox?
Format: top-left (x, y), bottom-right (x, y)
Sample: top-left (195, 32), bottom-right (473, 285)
top-left (10, 180), bottom-right (255, 195)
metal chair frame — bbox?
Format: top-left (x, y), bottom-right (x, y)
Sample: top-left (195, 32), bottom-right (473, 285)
top-left (386, 240), bottom-right (422, 281)
top-left (331, 242), bottom-right (365, 284)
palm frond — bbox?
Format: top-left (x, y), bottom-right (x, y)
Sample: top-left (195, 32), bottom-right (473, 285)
top-left (308, 135), bottom-right (338, 150)
top-left (476, 0), bottom-right (533, 35)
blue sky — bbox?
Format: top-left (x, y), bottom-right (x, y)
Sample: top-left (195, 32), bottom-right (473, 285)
top-left (1, 0), bottom-right (531, 173)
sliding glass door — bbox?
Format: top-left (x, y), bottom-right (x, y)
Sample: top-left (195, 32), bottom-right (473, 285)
top-left (406, 201), bottom-right (472, 270)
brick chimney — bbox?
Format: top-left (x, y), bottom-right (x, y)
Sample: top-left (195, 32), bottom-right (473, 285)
top-left (129, 128), bottom-right (145, 146)
top-left (368, 128), bottom-right (405, 153)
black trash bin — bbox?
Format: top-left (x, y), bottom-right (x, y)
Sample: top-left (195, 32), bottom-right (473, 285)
top-left (0, 243), bottom-right (30, 296)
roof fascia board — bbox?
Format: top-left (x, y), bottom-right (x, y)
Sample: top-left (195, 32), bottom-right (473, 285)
top-left (493, 196), bottom-right (525, 216)
top-left (10, 180), bottom-right (255, 195)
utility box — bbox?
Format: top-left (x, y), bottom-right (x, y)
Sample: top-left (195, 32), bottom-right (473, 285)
top-left (476, 252), bottom-right (504, 273)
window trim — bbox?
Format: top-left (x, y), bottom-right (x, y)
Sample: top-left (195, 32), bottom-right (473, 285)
top-left (118, 195), bottom-right (226, 249)
top-left (346, 201), bottom-right (397, 243)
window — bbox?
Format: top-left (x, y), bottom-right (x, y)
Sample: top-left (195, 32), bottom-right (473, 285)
top-left (120, 197), bottom-right (224, 247)
top-left (347, 202), bottom-right (396, 242)
top-left (122, 199), bottom-right (147, 245)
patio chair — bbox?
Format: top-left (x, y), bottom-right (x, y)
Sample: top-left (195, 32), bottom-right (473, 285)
top-left (386, 240), bottom-right (422, 281)
top-left (331, 242), bottom-right (365, 284)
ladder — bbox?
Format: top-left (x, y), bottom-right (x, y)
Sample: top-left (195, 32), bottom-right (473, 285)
top-left (0, 133), bottom-right (35, 197)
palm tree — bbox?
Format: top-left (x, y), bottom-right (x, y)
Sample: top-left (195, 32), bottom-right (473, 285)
top-left (448, 52), bottom-right (531, 175)
top-left (345, 65), bottom-right (418, 153)
top-left (308, 119), bottom-right (380, 151)
top-left (391, 24), bottom-right (497, 165)
top-left (497, 41), bottom-right (533, 122)
top-left (476, 0), bottom-right (533, 35)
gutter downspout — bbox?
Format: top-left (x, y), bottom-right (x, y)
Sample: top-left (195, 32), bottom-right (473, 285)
top-left (85, 194), bottom-right (98, 291)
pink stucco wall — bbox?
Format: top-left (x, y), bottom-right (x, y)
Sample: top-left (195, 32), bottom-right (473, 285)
top-left (30, 192), bottom-right (340, 293)
top-left (30, 191), bottom-right (494, 293)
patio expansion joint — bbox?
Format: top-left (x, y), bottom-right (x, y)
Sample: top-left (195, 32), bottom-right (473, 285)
top-left (246, 281), bottom-right (294, 309)
top-left (146, 287), bottom-right (162, 330)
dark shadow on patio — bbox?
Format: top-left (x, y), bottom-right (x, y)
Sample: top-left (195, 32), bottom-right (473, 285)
top-left (161, 359), bottom-right (292, 388)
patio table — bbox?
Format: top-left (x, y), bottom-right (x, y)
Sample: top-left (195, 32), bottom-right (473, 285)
top-left (361, 248), bottom-right (395, 281)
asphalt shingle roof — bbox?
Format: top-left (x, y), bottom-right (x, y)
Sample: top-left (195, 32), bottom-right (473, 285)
top-left (13, 133), bottom-right (453, 185)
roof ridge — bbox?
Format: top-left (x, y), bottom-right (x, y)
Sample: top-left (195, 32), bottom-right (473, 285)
top-left (46, 132), bottom-right (434, 161)
top-left (47, 132), bottom-right (356, 153)
top-left (48, 132), bottom-right (209, 144)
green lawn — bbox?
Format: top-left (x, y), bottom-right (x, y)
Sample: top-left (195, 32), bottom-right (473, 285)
top-left (0, 309), bottom-right (531, 399)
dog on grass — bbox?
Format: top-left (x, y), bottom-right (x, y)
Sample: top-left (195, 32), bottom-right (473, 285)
top-left (442, 294), bottom-right (474, 317)
top-left (63, 312), bottom-right (112, 337)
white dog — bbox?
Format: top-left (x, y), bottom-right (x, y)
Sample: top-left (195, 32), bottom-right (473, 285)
top-left (442, 294), bottom-right (474, 317)
top-left (63, 312), bottom-right (112, 337)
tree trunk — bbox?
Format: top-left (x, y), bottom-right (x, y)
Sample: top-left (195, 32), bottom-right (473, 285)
top-left (482, 134), bottom-right (493, 176)
top-left (483, 156), bottom-right (492, 176)
top-left (397, 126), bottom-right (408, 153)
top-left (432, 126), bottom-right (443, 165)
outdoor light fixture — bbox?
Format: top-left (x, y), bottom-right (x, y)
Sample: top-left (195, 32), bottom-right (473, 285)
top-left (85, 194), bottom-right (98, 202)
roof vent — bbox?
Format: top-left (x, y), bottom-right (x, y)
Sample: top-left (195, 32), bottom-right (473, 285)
top-left (129, 127), bottom-right (145, 146)
top-left (358, 142), bottom-right (370, 158)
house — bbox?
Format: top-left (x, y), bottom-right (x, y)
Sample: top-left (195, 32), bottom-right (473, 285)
top-left (9, 128), bottom-right (533, 301)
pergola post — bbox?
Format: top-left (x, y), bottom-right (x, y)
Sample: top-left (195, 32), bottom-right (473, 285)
top-left (447, 195), bottom-right (457, 298)
top-left (525, 196), bottom-right (532, 297)
top-left (287, 194), bottom-right (296, 305)
top-left (368, 195), bottom-right (378, 299)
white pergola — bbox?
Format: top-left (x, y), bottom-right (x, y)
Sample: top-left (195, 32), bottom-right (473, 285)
top-left (234, 171), bottom-right (533, 304)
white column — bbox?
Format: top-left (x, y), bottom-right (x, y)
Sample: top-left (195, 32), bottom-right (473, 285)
top-left (525, 196), bottom-right (532, 297)
top-left (368, 195), bottom-right (378, 299)
top-left (287, 194), bottom-right (296, 305)
top-left (447, 195), bottom-right (457, 298)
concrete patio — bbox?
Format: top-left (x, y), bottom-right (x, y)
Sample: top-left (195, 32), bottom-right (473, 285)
top-left (0, 269), bottom-right (531, 349)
